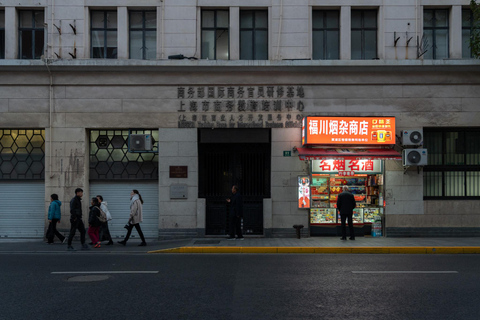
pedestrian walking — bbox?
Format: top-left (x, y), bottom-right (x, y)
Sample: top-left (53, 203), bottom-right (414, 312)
top-left (67, 188), bottom-right (89, 251)
top-left (46, 194), bottom-right (66, 244)
top-left (336, 185), bottom-right (357, 241)
top-left (117, 189), bottom-right (147, 247)
top-left (88, 197), bottom-right (102, 248)
top-left (226, 185), bottom-right (244, 240)
top-left (97, 195), bottom-right (113, 245)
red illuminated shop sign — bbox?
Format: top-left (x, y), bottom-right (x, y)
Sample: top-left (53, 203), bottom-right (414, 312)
top-left (302, 116), bottom-right (396, 146)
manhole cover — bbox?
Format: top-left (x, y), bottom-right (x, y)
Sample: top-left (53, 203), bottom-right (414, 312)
top-left (67, 275), bottom-right (110, 282)
top-left (194, 240), bottom-right (221, 245)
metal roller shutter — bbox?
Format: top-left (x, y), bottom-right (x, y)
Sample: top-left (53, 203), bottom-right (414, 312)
top-left (89, 181), bottom-right (159, 239)
top-left (0, 181), bottom-right (45, 238)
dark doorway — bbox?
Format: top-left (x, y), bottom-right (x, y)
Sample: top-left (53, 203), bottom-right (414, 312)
top-left (198, 129), bottom-right (271, 236)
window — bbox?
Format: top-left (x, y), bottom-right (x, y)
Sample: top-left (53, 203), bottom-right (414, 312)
top-left (351, 10), bottom-right (377, 60)
top-left (240, 10), bottom-right (268, 60)
top-left (462, 9), bottom-right (474, 59)
top-left (423, 9), bottom-right (449, 59)
top-left (201, 10), bottom-right (229, 60)
top-left (89, 130), bottom-right (158, 180)
top-left (130, 11), bottom-right (156, 60)
top-left (423, 128), bottom-right (480, 199)
top-left (0, 11), bottom-right (5, 59)
top-left (91, 11), bottom-right (117, 59)
top-left (312, 10), bottom-right (339, 60)
top-left (0, 129), bottom-right (45, 179)
top-left (18, 11), bottom-right (44, 59)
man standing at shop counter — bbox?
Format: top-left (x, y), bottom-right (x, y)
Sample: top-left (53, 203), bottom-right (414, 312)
top-left (337, 185), bottom-right (356, 240)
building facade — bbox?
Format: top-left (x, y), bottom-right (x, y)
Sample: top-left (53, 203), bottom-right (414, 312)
top-left (0, 0), bottom-right (479, 239)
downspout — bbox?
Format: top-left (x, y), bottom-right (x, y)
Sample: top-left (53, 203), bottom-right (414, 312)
top-left (44, 60), bottom-right (54, 179)
top-left (275, 0), bottom-right (284, 60)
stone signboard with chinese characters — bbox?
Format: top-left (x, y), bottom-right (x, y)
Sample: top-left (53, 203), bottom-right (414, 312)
top-left (177, 86), bottom-right (305, 128)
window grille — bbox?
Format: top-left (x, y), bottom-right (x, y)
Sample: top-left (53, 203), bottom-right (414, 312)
top-left (89, 129), bottom-right (158, 180)
top-left (0, 129), bottom-right (45, 179)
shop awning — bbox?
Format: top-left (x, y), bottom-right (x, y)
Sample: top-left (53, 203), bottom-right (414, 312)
top-left (297, 147), bottom-right (402, 161)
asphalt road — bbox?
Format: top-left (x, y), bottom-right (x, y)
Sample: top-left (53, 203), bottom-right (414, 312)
top-left (1, 253), bottom-right (479, 320)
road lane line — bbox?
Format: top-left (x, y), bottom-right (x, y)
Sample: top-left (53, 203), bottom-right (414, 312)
top-left (352, 271), bottom-right (458, 274)
top-left (51, 271), bottom-right (159, 274)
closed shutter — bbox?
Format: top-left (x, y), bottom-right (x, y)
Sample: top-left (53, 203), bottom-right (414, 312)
top-left (0, 181), bottom-right (45, 238)
top-left (90, 181), bottom-right (158, 239)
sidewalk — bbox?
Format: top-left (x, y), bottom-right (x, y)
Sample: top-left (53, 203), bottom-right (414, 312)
top-left (1, 236), bottom-right (479, 254)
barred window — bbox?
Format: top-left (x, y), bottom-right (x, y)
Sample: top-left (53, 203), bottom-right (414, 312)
top-left (89, 130), bottom-right (158, 180)
top-left (0, 129), bottom-right (45, 179)
top-left (424, 128), bottom-right (480, 199)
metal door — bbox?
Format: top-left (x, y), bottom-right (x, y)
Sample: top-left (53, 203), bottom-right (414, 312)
top-left (199, 143), bottom-right (270, 235)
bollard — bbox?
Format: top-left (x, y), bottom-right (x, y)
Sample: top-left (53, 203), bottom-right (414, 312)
top-left (293, 224), bottom-right (304, 239)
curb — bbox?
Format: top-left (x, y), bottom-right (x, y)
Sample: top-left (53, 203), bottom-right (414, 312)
top-left (148, 246), bottom-right (480, 254)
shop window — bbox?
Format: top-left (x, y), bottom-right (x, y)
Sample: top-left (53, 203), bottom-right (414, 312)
top-left (423, 128), bottom-right (480, 199)
top-left (423, 9), bottom-right (449, 60)
top-left (91, 10), bottom-right (118, 59)
top-left (18, 10), bottom-right (44, 59)
top-left (130, 10), bottom-right (156, 60)
top-left (312, 10), bottom-right (339, 60)
top-left (201, 9), bottom-right (229, 60)
top-left (89, 130), bottom-right (158, 180)
top-left (462, 9), bottom-right (474, 59)
top-left (0, 11), bottom-right (5, 59)
top-left (240, 10), bottom-right (268, 60)
top-left (351, 10), bottom-right (377, 60)
top-left (0, 129), bottom-right (45, 179)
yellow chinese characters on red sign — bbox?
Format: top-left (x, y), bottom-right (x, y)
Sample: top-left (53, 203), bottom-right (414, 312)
top-left (302, 116), bottom-right (396, 146)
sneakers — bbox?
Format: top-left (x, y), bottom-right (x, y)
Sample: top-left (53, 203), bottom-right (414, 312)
top-left (67, 246), bottom-right (76, 251)
top-left (106, 241), bottom-right (113, 245)
top-left (94, 242), bottom-right (101, 248)
top-left (227, 237), bottom-right (236, 240)
top-left (117, 240), bottom-right (126, 246)
top-left (138, 242), bottom-right (147, 247)
top-left (81, 244), bottom-right (90, 250)
top-left (236, 237), bottom-right (244, 241)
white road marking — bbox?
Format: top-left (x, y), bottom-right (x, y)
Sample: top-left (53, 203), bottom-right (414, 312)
top-left (352, 271), bottom-right (458, 274)
top-left (51, 271), bottom-right (159, 274)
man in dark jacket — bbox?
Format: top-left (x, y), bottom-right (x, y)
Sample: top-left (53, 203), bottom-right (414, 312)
top-left (336, 185), bottom-right (357, 241)
top-left (67, 188), bottom-right (89, 251)
top-left (226, 185), bottom-right (244, 240)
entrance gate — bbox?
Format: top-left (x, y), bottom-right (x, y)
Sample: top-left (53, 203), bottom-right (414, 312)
top-left (198, 129), bottom-right (271, 236)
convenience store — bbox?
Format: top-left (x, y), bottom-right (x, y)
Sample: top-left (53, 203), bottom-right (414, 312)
top-left (297, 117), bottom-right (401, 237)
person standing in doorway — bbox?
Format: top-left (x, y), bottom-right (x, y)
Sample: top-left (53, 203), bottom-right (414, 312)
top-left (226, 185), bottom-right (244, 240)
top-left (88, 197), bottom-right (102, 248)
top-left (46, 194), bottom-right (66, 244)
top-left (337, 185), bottom-right (357, 241)
top-left (118, 189), bottom-right (147, 247)
top-left (97, 195), bottom-right (113, 245)
top-left (67, 188), bottom-right (89, 251)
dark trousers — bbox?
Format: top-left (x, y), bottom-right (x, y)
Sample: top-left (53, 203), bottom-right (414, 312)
top-left (341, 212), bottom-right (355, 239)
top-left (123, 223), bottom-right (146, 243)
top-left (46, 219), bottom-right (65, 243)
top-left (67, 218), bottom-right (86, 246)
top-left (99, 222), bottom-right (113, 242)
top-left (229, 214), bottom-right (243, 238)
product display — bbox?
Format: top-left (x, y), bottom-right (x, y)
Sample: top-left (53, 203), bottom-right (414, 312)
top-left (310, 174), bottom-right (384, 225)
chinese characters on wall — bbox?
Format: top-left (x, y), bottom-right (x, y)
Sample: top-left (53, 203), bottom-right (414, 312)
top-left (177, 86), bottom-right (305, 128)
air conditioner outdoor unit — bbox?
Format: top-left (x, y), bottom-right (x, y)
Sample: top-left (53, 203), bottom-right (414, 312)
top-left (401, 129), bottom-right (423, 146)
top-left (129, 134), bottom-right (153, 152)
top-left (402, 148), bottom-right (428, 166)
